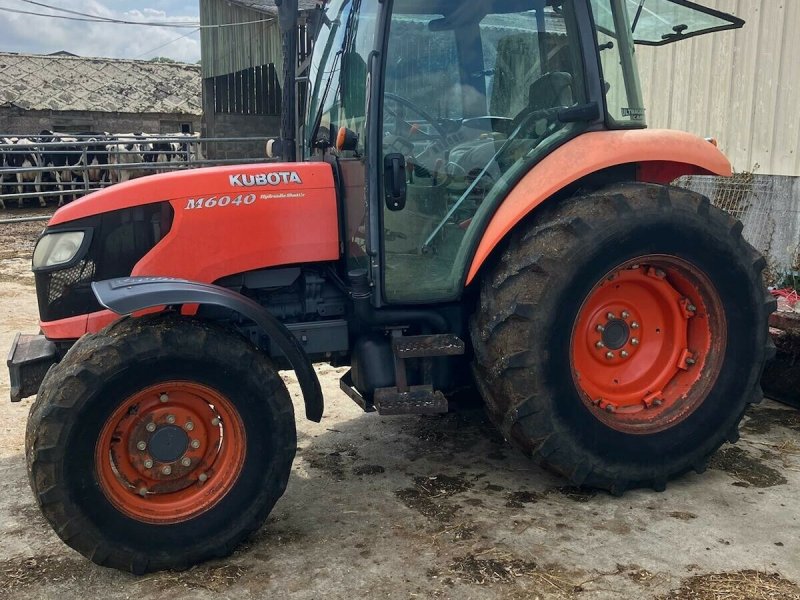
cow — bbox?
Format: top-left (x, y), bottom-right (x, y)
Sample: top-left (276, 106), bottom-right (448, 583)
top-left (0, 138), bottom-right (13, 210)
top-left (4, 138), bottom-right (45, 208)
top-left (107, 134), bottom-right (153, 183)
top-left (76, 132), bottom-right (112, 190)
top-left (39, 130), bottom-right (84, 206)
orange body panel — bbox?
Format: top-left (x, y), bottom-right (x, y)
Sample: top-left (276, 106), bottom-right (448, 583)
top-left (52, 162), bottom-right (339, 282)
top-left (41, 162), bottom-right (339, 340)
top-left (465, 129), bottom-right (732, 285)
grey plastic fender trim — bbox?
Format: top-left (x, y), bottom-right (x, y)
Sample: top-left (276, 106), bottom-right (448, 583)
top-left (92, 276), bottom-right (324, 422)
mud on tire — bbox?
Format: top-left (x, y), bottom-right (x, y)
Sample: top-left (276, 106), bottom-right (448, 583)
top-left (470, 183), bottom-right (775, 494)
top-left (26, 313), bottom-right (296, 573)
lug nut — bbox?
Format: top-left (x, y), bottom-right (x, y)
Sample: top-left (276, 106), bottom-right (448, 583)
top-left (144, 459), bottom-right (154, 469)
top-left (686, 357), bottom-right (697, 365)
top-left (596, 324), bottom-right (605, 333)
top-left (162, 465), bottom-right (172, 475)
top-left (166, 415), bottom-right (176, 425)
top-left (181, 457), bottom-right (192, 467)
top-left (631, 338), bottom-right (640, 346)
top-left (198, 473), bottom-right (208, 483)
top-left (136, 441), bottom-right (147, 451)
top-left (159, 393), bottom-right (169, 403)
top-left (656, 269), bottom-right (666, 278)
top-left (146, 422), bottom-right (156, 433)
top-left (620, 350), bottom-right (629, 358)
top-left (621, 311), bottom-right (630, 319)
top-left (190, 439), bottom-right (201, 449)
top-left (211, 417), bottom-right (221, 427)
top-left (185, 421), bottom-right (194, 431)
top-left (596, 341), bottom-right (605, 349)
top-left (606, 351), bottom-right (614, 360)
top-left (687, 304), bottom-right (697, 313)
top-left (605, 404), bottom-right (616, 413)
top-left (138, 487), bottom-right (148, 497)
top-left (653, 399), bottom-right (663, 407)
top-left (607, 312), bottom-right (615, 320)
top-left (631, 322), bottom-right (640, 329)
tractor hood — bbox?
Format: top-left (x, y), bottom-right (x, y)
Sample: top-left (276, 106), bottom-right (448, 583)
top-left (47, 162), bottom-right (340, 285)
top-left (35, 162), bottom-right (340, 338)
top-left (50, 162), bottom-right (334, 226)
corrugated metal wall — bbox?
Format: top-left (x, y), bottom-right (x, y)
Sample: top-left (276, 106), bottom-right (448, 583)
top-left (636, 0), bottom-right (800, 177)
top-left (199, 0), bottom-right (283, 79)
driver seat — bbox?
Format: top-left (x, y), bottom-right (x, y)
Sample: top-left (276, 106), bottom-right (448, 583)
top-left (529, 71), bottom-right (574, 112)
top-left (509, 71), bottom-right (574, 135)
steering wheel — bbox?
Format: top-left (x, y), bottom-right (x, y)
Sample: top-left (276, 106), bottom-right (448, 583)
top-left (383, 92), bottom-right (450, 145)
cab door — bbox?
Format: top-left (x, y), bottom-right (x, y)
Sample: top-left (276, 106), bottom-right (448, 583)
top-left (378, 0), bottom-right (594, 304)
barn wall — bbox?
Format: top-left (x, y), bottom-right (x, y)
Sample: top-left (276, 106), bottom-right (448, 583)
top-left (202, 108), bottom-right (279, 159)
top-left (199, 0), bottom-right (283, 79)
top-left (636, 0), bottom-right (800, 177)
top-left (0, 107), bottom-right (201, 136)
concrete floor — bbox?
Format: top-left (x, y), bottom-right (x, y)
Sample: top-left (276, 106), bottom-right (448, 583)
top-left (0, 217), bottom-right (799, 600)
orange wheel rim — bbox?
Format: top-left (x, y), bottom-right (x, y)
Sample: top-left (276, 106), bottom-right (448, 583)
top-left (95, 381), bottom-right (246, 524)
top-left (570, 256), bottom-right (726, 434)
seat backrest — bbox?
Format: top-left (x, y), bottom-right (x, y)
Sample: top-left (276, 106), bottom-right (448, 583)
top-left (528, 71), bottom-right (573, 112)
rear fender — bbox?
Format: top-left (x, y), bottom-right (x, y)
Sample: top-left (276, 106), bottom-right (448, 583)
top-left (92, 277), bottom-right (324, 422)
top-left (466, 129), bottom-right (732, 285)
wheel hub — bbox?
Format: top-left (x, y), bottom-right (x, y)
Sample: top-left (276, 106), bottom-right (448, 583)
top-left (148, 425), bottom-right (189, 463)
top-left (95, 381), bottom-right (246, 524)
top-left (601, 319), bottom-right (629, 350)
top-left (571, 257), bottom-right (725, 434)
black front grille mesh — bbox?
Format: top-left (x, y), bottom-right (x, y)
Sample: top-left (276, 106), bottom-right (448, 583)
top-left (46, 260), bottom-right (96, 304)
top-left (36, 259), bottom-right (100, 322)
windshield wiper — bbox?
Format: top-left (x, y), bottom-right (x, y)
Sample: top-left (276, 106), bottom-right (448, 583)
top-left (309, 49), bottom-right (344, 148)
top-left (631, 0), bottom-right (646, 33)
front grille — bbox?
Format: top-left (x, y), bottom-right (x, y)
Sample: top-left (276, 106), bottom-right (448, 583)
top-left (36, 202), bottom-right (173, 325)
top-left (37, 258), bottom-right (99, 322)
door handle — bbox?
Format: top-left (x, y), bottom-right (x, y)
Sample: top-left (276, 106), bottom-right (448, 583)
top-left (384, 152), bottom-right (407, 211)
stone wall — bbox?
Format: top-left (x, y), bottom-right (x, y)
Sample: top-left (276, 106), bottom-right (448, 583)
top-left (202, 112), bottom-right (280, 160)
top-left (0, 107), bottom-right (201, 135)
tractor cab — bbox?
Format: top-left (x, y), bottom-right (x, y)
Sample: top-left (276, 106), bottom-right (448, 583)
top-left (298, 0), bottom-right (742, 305)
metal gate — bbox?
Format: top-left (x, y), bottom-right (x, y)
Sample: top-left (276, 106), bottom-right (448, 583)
top-left (0, 135), bottom-right (275, 209)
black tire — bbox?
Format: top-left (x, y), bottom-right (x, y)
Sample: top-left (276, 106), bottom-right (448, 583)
top-left (26, 313), bottom-right (296, 573)
top-left (471, 183), bottom-right (775, 494)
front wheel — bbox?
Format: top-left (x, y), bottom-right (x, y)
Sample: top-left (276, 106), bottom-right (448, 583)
top-left (26, 314), bottom-right (296, 573)
top-left (471, 183), bottom-right (775, 493)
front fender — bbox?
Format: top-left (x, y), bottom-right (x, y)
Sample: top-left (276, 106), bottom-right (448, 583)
top-left (92, 276), bottom-right (324, 422)
top-left (466, 129), bottom-right (732, 285)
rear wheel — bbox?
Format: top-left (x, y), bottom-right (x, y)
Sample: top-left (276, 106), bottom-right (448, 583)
top-left (26, 314), bottom-right (296, 573)
top-left (471, 183), bottom-right (775, 493)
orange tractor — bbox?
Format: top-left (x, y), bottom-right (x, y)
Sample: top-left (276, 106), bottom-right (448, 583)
top-left (9, 0), bottom-right (771, 573)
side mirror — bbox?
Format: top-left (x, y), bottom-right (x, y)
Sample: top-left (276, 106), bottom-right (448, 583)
top-left (383, 153), bottom-right (407, 211)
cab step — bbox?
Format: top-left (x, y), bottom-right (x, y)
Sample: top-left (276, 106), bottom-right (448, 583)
top-left (392, 334), bottom-right (465, 358)
top-left (373, 385), bottom-right (448, 415)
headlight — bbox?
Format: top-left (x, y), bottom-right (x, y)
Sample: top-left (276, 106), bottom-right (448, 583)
top-left (32, 231), bottom-right (86, 269)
